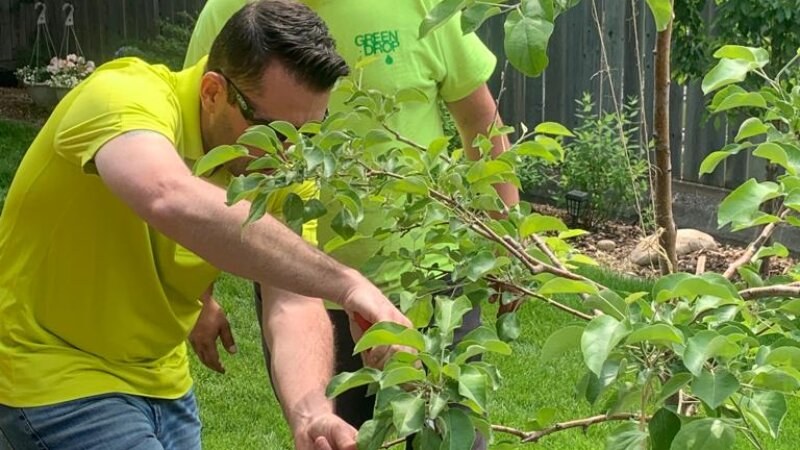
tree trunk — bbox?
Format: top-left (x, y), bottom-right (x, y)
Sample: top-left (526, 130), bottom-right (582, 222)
top-left (653, 18), bottom-right (677, 275)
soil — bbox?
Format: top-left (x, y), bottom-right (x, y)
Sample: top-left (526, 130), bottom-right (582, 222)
top-left (531, 203), bottom-right (798, 280)
top-left (0, 87), bottom-right (52, 126)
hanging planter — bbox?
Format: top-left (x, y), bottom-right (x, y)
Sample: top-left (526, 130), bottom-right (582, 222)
top-left (15, 66), bottom-right (57, 109)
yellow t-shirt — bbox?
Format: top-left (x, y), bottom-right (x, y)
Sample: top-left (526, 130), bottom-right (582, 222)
top-left (1, 57), bottom-right (214, 406)
top-left (185, 0), bottom-right (496, 270)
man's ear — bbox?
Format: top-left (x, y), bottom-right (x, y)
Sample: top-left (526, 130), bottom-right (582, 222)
top-left (200, 72), bottom-right (227, 113)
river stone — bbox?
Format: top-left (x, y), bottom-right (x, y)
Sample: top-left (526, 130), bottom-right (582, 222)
top-left (630, 229), bottom-right (718, 266)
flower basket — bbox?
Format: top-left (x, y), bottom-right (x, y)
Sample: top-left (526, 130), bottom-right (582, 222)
top-left (24, 83), bottom-right (58, 109)
top-left (54, 86), bottom-right (71, 101)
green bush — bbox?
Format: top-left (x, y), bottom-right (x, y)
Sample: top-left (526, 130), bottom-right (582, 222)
top-left (114, 12), bottom-right (196, 71)
top-left (519, 93), bottom-right (649, 226)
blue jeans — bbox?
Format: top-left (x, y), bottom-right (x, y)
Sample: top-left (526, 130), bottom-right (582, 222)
top-left (0, 390), bottom-right (200, 450)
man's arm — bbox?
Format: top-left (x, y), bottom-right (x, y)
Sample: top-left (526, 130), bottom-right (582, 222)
top-left (261, 284), bottom-right (356, 450)
top-left (447, 83), bottom-right (520, 209)
top-left (94, 130), bottom-right (408, 328)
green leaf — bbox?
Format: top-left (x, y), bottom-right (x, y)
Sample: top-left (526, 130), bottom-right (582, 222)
top-left (766, 346), bottom-right (800, 370)
top-left (735, 118), bottom-right (769, 142)
top-left (754, 243), bottom-right (789, 260)
top-left (503, 9), bottom-right (554, 77)
top-left (237, 125), bottom-right (280, 153)
top-left (497, 311), bottom-right (521, 342)
top-left (356, 417), bottom-right (392, 450)
top-left (391, 394), bottom-right (425, 437)
top-left (364, 129), bottom-right (394, 148)
top-left (412, 425), bottom-right (443, 449)
top-left (461, 3), bottom-right (503, 34)
top-left (753, 143), bottom-right (794, 175)
top-left (539, 277), bottom-right (598, 295)
top-left (244, 193), bottom-right (269, 226)
top-left (626, 323), bottom-right (685, 346)
top-left (534, 121), bottom-right (574, 137)
top-left (326, 368), bottom-right (380, 398)
top-left (226, 174), bottom-right (265, 205)
top-left (439, 408), bottom-right (475, 450)
top-left (718, 179), bottom-right (780, 229)
top-left (380, 366), bottom-right (426, 389)
top-left (405, 296), bottom-right (434, 329)
top-left (606, 422), bottom-right (649, 450)
top-left (515, 140), bottom-right (558, 162)
top-left (270, 120), bottom-right (299, 144)
top-left (713, 46), bottom-right (770, 67)
top-left (387, 176), bottom-right (429, 196)
top-left (656, 372), bottom-right (693, 405)
top-left (395, 87), bottom-right (429, 104)
top-left (752, 368), bottom-right (800, 392)
top-left (683, 331), bottom-right (740, 376)
top-left (740, 391), bottom-right (787, 439)
top-left (691, 369), bottom-right (739, 409)
top-left (463, 250), bottom-right (496, 281)
top-left (303, 198), bottom-right (327, 222)
top-left (540, 325), bottom-right (584, 362)
top-left (466, 160), bottom-right (514, 183)
top-left (581, 315), bottom-right (631, 377)
top-left (354, 322), bottom-right (426, 353)
top-left (458, 365), bottom-right (488, 412)
top-left (303, 146), bottom-right (325, 171)
top-left (282, 193), bottom-right (304, 225)
top-left (520, 213), bottom-right (568, 237)
top-left (655, 274), bottom-right (737, 302)
top-left (645, 0), bottom-right (673, 31)
top-left (702, 58), bottom-right (755, 95)
top-left (585, 289), bottom-right (628, 320)
top-left (712, 92), bottom-right (767, 113)
top-left (419, 0), bottom-right (466, 37)
top-left (669, 418), bottom-right (735, 450)
top-left (780, 299), bottom-right (800, 315)
top-left (435, 296), bottom-right (474, 338)
top-left (193, 145), bottom-right (249, 176)
top-left (331, 209), bottom-right (357, 240)
top-left (649, 408), bottom-right (682, 450)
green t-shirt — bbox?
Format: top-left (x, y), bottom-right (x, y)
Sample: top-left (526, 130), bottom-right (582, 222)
top-left (185, 0), bottom-right (496, 270)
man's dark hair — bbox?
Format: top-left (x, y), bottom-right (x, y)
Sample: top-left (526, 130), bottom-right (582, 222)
top-left (207, 0), bottom-right (349, 94)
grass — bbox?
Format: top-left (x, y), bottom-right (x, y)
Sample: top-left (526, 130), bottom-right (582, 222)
top-left (2, 118), bottom-right (799, 449)
top-left (0, 119), bottom-right (37, 213)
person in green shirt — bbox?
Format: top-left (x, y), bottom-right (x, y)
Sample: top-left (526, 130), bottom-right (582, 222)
top-left (186, 1), bottom-right (519, 448)
top-left (0, 2), bottom-right (411, 450)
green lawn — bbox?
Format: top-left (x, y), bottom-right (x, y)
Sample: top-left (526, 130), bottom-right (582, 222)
top-left (1, 118), bottom-right (799, 449)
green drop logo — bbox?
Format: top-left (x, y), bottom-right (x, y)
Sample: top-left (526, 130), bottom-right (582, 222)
top-left (385, 54), bottom-right (394, 65)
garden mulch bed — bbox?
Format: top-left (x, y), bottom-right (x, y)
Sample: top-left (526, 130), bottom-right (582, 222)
top-left (531, 203), bottom-right (797, 280)
top-left (0, 87), bottom-right (51, 126)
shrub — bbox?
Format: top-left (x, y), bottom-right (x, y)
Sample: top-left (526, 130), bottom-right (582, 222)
top-left (520, 92), bottom-right (649, 226)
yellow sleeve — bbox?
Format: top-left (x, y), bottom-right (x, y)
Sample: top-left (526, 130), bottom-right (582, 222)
top-left (431, 9), bottom-right (497, 102)
top-left (53, 62), bottom-right (180, 172)
top-left (184, 0), bottom-right (251, 69)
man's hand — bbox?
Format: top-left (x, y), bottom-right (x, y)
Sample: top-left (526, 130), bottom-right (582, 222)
top-left (294, 413), bottom-right (357, 450)
top-left (189, 294), bottom-right (237, 374)
top-left (339, 278), bottom-right (415, 369)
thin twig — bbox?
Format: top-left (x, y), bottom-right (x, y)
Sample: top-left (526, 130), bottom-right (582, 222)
top-left (487, 276), bottom-right (593, 321)
top-left (724, 209), bottom-right (788, 280)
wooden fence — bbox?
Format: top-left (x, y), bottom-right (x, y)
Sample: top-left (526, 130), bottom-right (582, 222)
top-left (476, 0), bottom-right (762, 189)
top-left (1, 0), bottom-right (759, 189)
top-left (1, 0), bottom-right (205, 69)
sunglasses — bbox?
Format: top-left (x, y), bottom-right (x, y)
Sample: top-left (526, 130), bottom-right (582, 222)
top-left (211, 69), bottom-right (323, 143)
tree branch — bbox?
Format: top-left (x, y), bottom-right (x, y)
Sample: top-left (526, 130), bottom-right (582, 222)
top-left (740, 283), bottom-right (800, 301)
top-left (723, 209), bottom-right (788, 280)
top-left (490, 413), bottom-right (642, 444)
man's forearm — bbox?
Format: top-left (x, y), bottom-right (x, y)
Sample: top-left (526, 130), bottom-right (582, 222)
top-left (261, 285), bottom-right (335, 433)
top-left (94, 131), bottom-right (360, 304)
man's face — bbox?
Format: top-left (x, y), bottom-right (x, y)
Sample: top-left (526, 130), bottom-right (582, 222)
top-left (200, 62), bottom-right (330, 176)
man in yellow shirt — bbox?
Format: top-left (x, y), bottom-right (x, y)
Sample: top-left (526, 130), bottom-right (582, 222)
top-left (0, 1), bottom-right (409, 449)
top-left (186, 1), bottom-right (519, 449)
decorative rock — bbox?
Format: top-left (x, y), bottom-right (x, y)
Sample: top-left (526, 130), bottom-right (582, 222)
top-left (597, 239), bottom-right (617, 252)
top-left (631, 229), bottom-right (719, 266)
